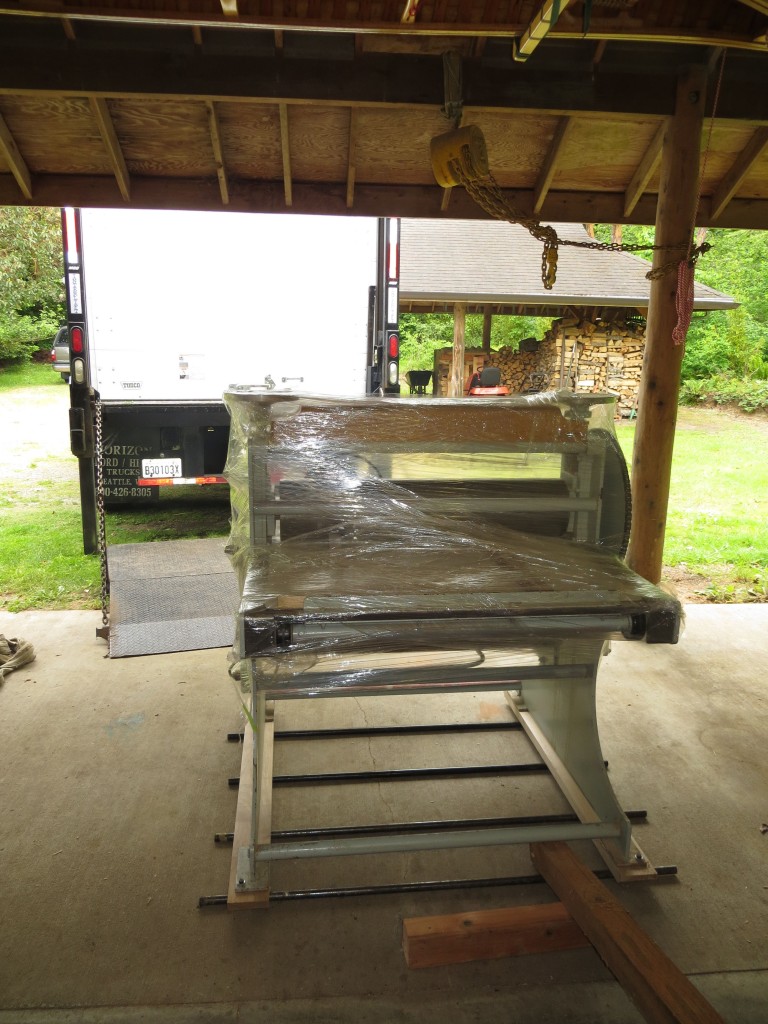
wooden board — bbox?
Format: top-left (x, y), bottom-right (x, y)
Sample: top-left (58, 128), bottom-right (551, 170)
top-left (227, 721), bottom-right (273, 911)
top-left (530, 842), bottom-right (725, 1024)
top-left (403, 902), bottom-right (590, 969)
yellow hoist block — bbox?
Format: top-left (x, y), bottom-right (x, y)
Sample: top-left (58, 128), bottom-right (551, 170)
top-left (430, 125), bottom-right (489, 188)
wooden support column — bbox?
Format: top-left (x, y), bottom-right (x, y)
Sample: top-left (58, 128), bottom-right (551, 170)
top-left (449, 302), bottom-right (466, 397)
top-left (482, 305), bottom-right (492, 353)
top-left (626, 65), bottom-right (706, 584)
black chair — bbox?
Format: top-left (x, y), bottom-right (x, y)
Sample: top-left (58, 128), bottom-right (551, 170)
top-left (478, 367), bottom-right (501, 387)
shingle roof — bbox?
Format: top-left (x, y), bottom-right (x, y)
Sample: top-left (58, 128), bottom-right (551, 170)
top-left (399, 220), bottom-right (736, 311)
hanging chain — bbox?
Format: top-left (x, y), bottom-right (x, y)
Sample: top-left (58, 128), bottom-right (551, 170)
top-left (94, 396), bottom-right (110, 642)
top-left (452, 162), bottom-right (711, 290)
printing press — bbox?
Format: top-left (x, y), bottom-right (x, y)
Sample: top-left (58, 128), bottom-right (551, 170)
top-left (224, 388), bottom-right (682, 906)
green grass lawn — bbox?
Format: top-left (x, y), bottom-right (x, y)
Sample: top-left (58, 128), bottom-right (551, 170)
top-left (0, 360), bottom-right (61, 390)
top-left (1, 371), bottom-right (766, 609)
top-left (616, 409), bottom-right (768, 600)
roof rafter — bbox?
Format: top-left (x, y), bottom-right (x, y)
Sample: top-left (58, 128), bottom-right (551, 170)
top-left (346, 107), bottom-right (357, 209)
top-left (623, 121), bottom-right (665, 218)
top-left (279, 102), bottom-right (293, 208)
top-left (710, 126), bottom-right (768, 221)
top-left (0, 109), bottom-right (32, 199)
top-left (206, 99), bottom-right (230, 206)
top-left (89, 95), bottom-right (130, 201)
top-left (533, 115), bottom-right (574, 214)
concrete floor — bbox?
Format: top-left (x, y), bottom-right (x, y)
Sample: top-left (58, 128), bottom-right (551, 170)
top-left (0, 605), bottom-right (766, 1023)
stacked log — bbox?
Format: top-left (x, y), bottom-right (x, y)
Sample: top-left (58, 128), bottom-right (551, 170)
top-left (493, 348), bottom-right (540, 392)
top-left (535, 315), bottom-right (646, 416)
top-left (431, 314), bottom-right (646, 414)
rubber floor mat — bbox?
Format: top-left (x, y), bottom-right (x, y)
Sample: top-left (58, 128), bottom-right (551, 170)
top-left (106, 538), bottom-right (239, 658)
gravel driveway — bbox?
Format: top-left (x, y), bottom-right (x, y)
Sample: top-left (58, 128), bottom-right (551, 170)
top-left (0, 382), bottom-right (77, 488)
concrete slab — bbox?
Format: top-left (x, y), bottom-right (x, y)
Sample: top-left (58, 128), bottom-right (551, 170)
top-left (0, 605), bottom-right (766, 1022)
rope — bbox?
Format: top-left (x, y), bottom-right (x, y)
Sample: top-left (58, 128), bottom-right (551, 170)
top-left (672, 259), bottom-right (696, 346)
top-left (0, 635), bottom-right (35, 682)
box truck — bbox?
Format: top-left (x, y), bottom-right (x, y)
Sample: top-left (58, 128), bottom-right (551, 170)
top-left (61, 208), bottom-right (401, 553)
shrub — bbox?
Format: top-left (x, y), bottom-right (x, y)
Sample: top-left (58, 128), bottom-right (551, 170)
top-left (0, 313), bottom-right (59, 363)
top-left (679, 374), bottom-right (768, 413)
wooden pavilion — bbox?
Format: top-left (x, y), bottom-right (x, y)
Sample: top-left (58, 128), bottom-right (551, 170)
top-left (1, 0), bottom-right (767, 580)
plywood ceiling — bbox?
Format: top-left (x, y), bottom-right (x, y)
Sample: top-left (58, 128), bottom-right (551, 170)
top-left (0, 1), bottom-right (767, 224)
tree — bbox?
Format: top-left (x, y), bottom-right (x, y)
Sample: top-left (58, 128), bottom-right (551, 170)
top-left (399, 311), bottom-right (547, 376)
top-left (0, 206), bottom-right (65, 362)
top-left (591, 224), bottom-right (768, 381)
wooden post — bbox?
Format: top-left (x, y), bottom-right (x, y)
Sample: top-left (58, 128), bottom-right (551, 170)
top-left (482, 304), bottom-right (492, 353)
top-left (449, 302), bottom-right (466, 397)
top-left (626, 65), bottom-right (707, 584)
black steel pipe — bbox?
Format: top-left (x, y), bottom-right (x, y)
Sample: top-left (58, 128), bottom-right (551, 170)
top-left (228, 761), bottom-right (548, 788)
top-left (197, 863), bottom-right (678, 907)
top-left (213, 809), bottom-right (648, 844)
top-left (227, 722), bottom-right (523, 743)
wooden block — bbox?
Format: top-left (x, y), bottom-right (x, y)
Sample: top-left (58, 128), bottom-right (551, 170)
top-left (530, 843), bottom-right (725, 1024)
top-left (402, 902), bottom-right (589, 969)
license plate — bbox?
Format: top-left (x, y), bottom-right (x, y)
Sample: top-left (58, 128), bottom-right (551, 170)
top-left (141, 458), bottom-right (182, 479)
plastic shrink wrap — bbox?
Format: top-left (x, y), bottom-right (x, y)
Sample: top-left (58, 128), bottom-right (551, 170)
top-left (223, 388), bottom-right (682, 697)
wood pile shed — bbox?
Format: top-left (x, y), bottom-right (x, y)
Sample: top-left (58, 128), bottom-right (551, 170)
top-left (399, 218), bottom-right (737, 412)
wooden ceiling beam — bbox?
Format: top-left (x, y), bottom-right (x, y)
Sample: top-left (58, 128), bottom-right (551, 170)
top-left (206, 99), bottom-right (229, 206)
top-left (623, 121), bottom-right (665, 217)
top-left (3, 46), bottom-right (751, 123)
top-left (0, 7), bottom-right (766, 52)
top-left (220, 1), bottom-right (239, 15)
top-left (89, 96), bottom-right (130, 201)
top-left (61, 17), bottom-right (76, 41)
top-left (2, 176), bottom-right (766, 231)
top-left (0, 109), bottom-right (32, 199)
top-left (346, 107), bottom-right (357, 209)
top-left (513, 0), bottom-right (574, 63)
top-left (710, 126), bottom-right (768, 221)
top-left (533, 115), bottom-right (574, 214)
top-left (279, 103), bottom-right (293, 207)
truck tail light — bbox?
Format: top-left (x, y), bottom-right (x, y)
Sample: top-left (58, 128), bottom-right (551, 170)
top-left (72, 358), bottom-right (86, 385)
top-left (388, 361), bottom-right (399, 386)
top-left (70, 326), bottom-right (84, 353)
top-left (388, 334), bottom-right (399, 358)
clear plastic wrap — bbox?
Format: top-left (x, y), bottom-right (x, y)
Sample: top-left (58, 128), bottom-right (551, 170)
top-left (224, 389), bottom-right (681, 696)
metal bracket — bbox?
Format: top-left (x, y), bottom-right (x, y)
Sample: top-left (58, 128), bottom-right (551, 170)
top-left (235, 844), bottom-right (269, 891)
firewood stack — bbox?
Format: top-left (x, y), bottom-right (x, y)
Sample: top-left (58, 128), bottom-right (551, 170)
top-left (431, 313), bottom-right (646, 416)
top-left (534, 314), bottom-right (646, 417)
